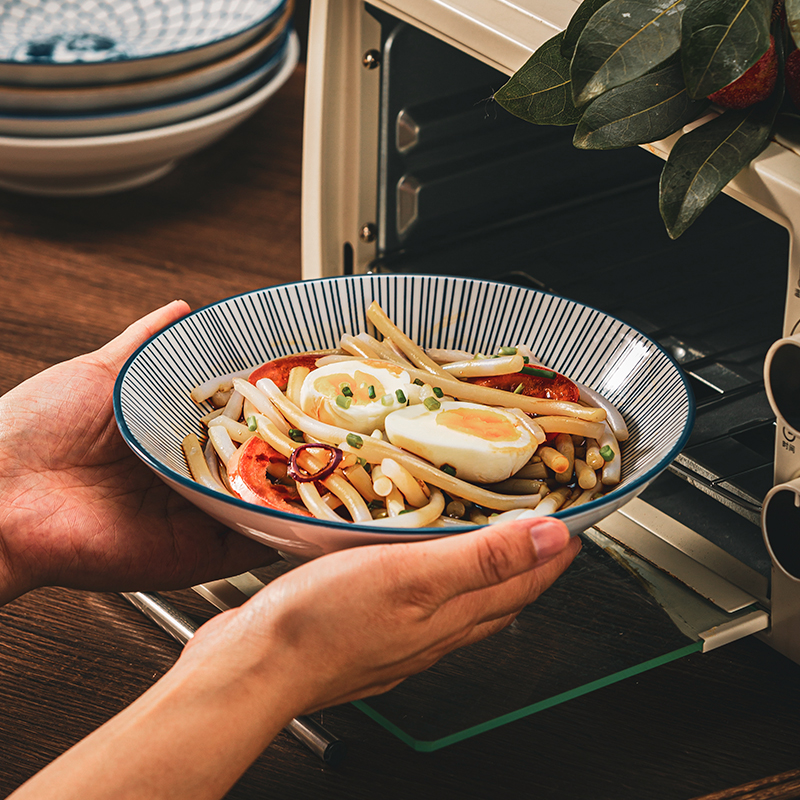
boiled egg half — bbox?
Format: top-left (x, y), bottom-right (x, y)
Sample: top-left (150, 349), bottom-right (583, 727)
top-left (384, 400), bottom-right (536, 484)
top-left (300, 359), bottom-right (413, 434)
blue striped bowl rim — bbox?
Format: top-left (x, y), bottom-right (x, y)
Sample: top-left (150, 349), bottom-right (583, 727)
top-left (114, 275), bottom-right (695, 536)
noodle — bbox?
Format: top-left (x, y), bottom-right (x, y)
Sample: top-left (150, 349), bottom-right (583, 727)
top-left (184, 302), bottom-right (627, 527)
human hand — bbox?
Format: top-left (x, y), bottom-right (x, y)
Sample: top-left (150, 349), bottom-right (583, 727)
top-left (184, 516), bottom-right (581, 714)
top-left (0, 301), bottom-right (277, 604)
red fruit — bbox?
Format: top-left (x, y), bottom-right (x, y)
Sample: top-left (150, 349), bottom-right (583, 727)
top-left (708, 35), bottom-right (777, 109)
top-left (227, 435), bottom-right (313, 516)
top-left (786, 48), bottom-right (800, 110)
top-left (467, 368), bottom-right (580, 402)
top-left (248, 352), bottom-right (327, 390)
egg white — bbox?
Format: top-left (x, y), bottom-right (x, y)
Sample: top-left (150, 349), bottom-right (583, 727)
top-left (383, 400), bottom-right (536, 484)
top-left (299, 359), bottom-right (413, 434)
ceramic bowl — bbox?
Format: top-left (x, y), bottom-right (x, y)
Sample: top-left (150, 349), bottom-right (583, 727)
top-left (0, 0), bottom-right (287, 86)
top-left (0, 30), bottom-right (298, 196)
top-left (0, 1), bottom-right (294, 113)
top-left (113, 274), bottom-right (695, 561)
top-left (0, 30), bottom-right (290, 137)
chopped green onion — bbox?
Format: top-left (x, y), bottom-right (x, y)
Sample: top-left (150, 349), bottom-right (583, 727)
top-left (523, 356), bottom-right (530, 364)
top-left (599, 445), bottom-right (615, 462)
top-left (441, 464), bottom-right (457, 477)
top-left (432, 386), bottom-right (444, 398)
top-left (288, 428), bottom-right (305, 442)
top-left (341, 384), bottom-right (353, 397)
top-left (413, 378), bottom-right (424, 386)
top-left (336, 394), bottom-right (352, 409)
top-left (346, 433), bottom-right (364, 449)
top-left (395, 389), bottom-right (407, 404)
top-left (423, 396), bottom-right (441, 411)
top-left (381, 394), bottom-right (394, 406)
top-left (356, 456), bottom-right (367, 467)
top-left (513, 383), bottom-right (524, 394)
top-left (521, 365), bottom-right (557, 378)
top-left (399, 509), bottom-right (411, 515)
top-left (499, 346), bottom-right (517, 356)
top-left (367, 384), bottom-right (376, 399)
top-left (246, 415), bottom-right (258, 431)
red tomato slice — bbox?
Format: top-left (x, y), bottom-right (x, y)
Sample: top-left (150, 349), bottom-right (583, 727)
top-left (249, 352), bottom-right (328, 390)
top-left (468, 369), bottom-right (580, 402)
top-left (227, 436), bottom-right (312, 517)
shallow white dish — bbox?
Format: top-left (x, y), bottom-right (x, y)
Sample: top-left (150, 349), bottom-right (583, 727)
top-left (0, 0), bottom-right (287, 86)
top-left (0, 2), bottom-right (293, 114)
top-left (0, 31), bottom-right (298, 196)
top-left (114, 274), bottom-right (695, 562)
top-left (0, 31), bottom-right (289, 137)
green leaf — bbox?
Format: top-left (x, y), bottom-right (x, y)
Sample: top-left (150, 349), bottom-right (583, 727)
top-left (561, 0), bottom-right (615, 60)
top-left (786, 0), bottom-right (800, 48)
top-left (570, 0), bottom-right (684, 107)
top-left (494, 32), bottom-right (583, 126)
top-left (682, 0), bottom-right (772, 100)
top-left (659, 92), bottom-right (781, 238)
top-left (574, 63), bottom-right (710, 149)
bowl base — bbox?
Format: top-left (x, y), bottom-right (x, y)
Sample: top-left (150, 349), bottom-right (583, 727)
top-left (0, 160), bottom-right (175, 197)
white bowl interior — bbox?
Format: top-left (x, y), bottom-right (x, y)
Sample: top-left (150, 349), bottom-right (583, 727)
top-left (115, 275), bottom-right (695, 559)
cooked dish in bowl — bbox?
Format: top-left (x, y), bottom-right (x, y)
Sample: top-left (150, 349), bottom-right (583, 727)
top-left (114, 275), bottom-right (694, 559)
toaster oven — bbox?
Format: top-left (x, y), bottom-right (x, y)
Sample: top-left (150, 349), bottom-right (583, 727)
top-left (294, 0), bottom-right (800, 748)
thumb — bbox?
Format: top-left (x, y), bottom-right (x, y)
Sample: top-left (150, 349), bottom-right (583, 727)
top-left (98, 300), bottom-right (191, 372)
top-left (411, 516), bottom-right (573, 604)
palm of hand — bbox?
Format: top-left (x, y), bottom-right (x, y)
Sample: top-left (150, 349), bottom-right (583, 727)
top-left (0, 304), bottom-right (275, 602)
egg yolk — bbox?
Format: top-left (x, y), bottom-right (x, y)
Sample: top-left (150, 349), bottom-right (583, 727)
top-left (436, 407), bottom-right (520, 441)
top-left (312, 370), bottom-right (386, 404)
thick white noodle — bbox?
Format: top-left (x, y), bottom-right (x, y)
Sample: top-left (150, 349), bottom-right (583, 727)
top-left (380, 458), bottom-right (430, 507)
top-left (365, 488), bottom-right (445, 528)
top-left (442, 354), bottom-right (525, 378)
top-left (182, 433), bottom-right (233, 495)
top-left (233, 379), bottom-right (291, 435)
top-left (207, 425), bottom-right (237, 467)
top-left (254, 378), bottom-right (544, 511)
top-left (208, 415), bottom-right (254, 444)
top-left (191, 367), bottom-right (253, 404)
top-left (597, 421), bottom-right (621, 485)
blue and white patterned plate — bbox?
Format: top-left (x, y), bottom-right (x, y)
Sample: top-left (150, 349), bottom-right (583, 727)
top-left (0, 0), bottom-right (288, 86)
top-left (0, 29), bottom-right (290, 137)
top-left (114, 275), bottom-right (695, 561)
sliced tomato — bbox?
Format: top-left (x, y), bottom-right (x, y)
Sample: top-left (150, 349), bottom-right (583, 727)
top-left (468, 369), bottom-right (580, 402)
top-left (227, 435), bottom-right (312, 517)
top-left (248, 352), bottom-right (329, 390)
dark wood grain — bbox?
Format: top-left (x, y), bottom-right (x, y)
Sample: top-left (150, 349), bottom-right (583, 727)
top-left (1, 61), bottom-right (799, 800)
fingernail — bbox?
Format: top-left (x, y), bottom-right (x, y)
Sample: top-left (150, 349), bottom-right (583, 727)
top-left (528, 519), bottom-right (571, 563)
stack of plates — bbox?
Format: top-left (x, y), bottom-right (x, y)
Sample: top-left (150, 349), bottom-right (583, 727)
top-left (0, 0), bottom-right (298, 195)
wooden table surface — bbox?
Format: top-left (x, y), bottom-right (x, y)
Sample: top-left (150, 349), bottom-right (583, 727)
top-left (1, 63), bottom-right (800, 800)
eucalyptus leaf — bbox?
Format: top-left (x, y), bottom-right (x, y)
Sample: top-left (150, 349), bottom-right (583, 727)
top-left (682, 0), bottom-right (772, 100)
top-left (570, 0), bottom-right (684, 107)
top-left (786, 0), bottom-right (800, 48)
top-left (574, 63), bottom-right (710, 149)
top-left (494, 32), bottom-right (582, 126)
top-left (561, 0), bottom-right (615, 60)
top-left (659, 93), bottom-right (781, 238)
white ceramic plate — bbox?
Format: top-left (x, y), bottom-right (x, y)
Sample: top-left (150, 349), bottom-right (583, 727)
top-left (0, 31), bottom-right (290, 137)
top-left (0, 30), bottom-right (299, 196)
top-left (0, 2), bottom-right (294, 113)
top-left (114, 274), bottom-right (695, 561)
top-left (0, 0), bottom-right (287, 86)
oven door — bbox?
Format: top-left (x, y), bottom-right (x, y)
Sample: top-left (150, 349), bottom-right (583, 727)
top-left (300, 0), bottom-right (800, 750)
